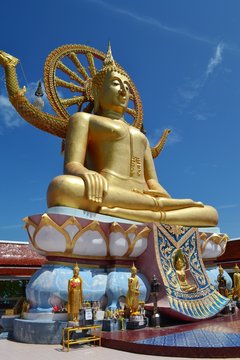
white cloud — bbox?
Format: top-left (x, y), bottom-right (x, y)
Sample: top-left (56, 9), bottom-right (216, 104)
top-left (193, 110), bottom-right (215, 122)
top-left (25, 80), bottom-right (47, 103)
top-left (206, 43), bottom-right (224, 77)
top-left (178, 42), bottom-right (224, 109)
top-left (0, 80), bottom-right (51, 130)
top-left (0, 95), bottom-right (24, 128)
top-left (194, 113), bottom-right (207, 121)
top-left (88, 0), bottom-right (217, 46)
top-left (218, 204), bottom-right (239, 210)
top-left (178, 85), bottom-right (200, 103)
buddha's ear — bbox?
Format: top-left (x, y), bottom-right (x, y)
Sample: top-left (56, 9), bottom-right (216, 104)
top-left (92, 86), bottom-right (100, 113)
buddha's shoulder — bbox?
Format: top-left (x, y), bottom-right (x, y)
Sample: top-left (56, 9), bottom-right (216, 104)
top-left (69, 112), bottom-right (112, 126)
top-left (69, 112), bottom-right (92, 124)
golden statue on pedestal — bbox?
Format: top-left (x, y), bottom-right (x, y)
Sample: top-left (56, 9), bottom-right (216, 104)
top-left (68, 263), bottom-right (83, 322)
top-left (0, 44), bottom-right (218, 227)
top-left (233, 264), bottom-right (240, 299)
top-left (126, 264), bottom-right (140, 315)
top-left (173, 250), bottom-right (197, 292)
top-left (217, 265), bottom-right (228, 298)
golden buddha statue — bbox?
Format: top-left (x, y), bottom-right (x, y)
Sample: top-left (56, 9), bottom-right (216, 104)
top-left (68, 263), bottom-right (83, 321)
top-left (46, 45), bottom-right (218, 227)
top-left (173, 250), bottom-right (197, 292)
top-left (0, 44), bottom-right (218, 227)
top-left (126, 263), bottom-right (140, 315)
top-left (233, 264), bottom-right (240, 299)
top-left (217, 265), bottom-right (228, 297)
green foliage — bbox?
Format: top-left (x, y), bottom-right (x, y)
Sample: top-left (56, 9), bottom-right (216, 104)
top-left (0, 280), bottom-right (28, 299)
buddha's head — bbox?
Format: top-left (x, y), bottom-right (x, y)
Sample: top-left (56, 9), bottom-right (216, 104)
top-left (219, 265), bottom-right (224, 275)
top-left (73, 263), bottom-right (79, 277)
top-left (234, 264), bottom-right (239, 273)
top-left (173, 250), bottom-right (187, 271)
top-left (91, 44), bottom-right (130, 116)
top-left (131, 263), bottom-right (137, 276)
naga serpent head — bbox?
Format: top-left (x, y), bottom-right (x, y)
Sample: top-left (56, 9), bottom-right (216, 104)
top-left (0, 50), bottom-right (19, 68)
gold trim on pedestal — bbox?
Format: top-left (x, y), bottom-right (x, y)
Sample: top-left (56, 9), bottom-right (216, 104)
top-left (23, 213), bottom-right (151, 260)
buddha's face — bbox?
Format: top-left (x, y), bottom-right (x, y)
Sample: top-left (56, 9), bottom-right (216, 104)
top-left (74, 267), bottom-right (79, 276)
top-left (131, 268), bottom-right (137, 276)
top-left (175, 257), bottom-right (185, 270)
top-left (97, 71), bottom-right (130, 113)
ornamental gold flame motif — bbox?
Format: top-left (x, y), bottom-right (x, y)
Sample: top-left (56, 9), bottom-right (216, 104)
top-left (0, 44), bottom-right (218, 227)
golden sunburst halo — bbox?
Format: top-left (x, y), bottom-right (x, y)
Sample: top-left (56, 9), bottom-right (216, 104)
top-left (44, 44), bottom-right (143, 129)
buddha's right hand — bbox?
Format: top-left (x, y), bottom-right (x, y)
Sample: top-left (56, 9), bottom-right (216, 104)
top-left (82, 171), bottom-right (108, 203)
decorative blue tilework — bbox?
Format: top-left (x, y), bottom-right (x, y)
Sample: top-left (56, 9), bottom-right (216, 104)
top-left (135, 330), bottom-right (240, 348)
top-left (156, 224), bottom-right (229, 319)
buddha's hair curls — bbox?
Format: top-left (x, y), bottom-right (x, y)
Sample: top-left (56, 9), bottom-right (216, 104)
top-left (92, 65), bottom-right (130, 90)
top-left (92, 43), bottom-right (130, 90)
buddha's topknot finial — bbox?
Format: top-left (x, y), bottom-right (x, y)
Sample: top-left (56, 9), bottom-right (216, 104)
top-left (91, 42), bottom-right (128, 94)
top-left (74, 262), bottom-right (79, 271)
top-left (131, 262), bottom-right (137, 272)
top-left (103, 41), bottom-right (116, 68)
top-left (219, 264), bottom-right (223, 273)
top-left (234, 264), bottom-right (239, 272)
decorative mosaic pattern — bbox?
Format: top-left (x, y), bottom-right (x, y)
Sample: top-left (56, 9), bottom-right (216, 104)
top-left (155, 224), bottom-right (228, 319)
top-left (135, 329), bottom-right (240, 348)
top-left (157, 225), bottom-right (207, 290)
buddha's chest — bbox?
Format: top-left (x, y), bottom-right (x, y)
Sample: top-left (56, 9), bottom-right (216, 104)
top-left (87, 118), bottom-right (147, 177)
top-left (89, 117), bottom-right (146, 149)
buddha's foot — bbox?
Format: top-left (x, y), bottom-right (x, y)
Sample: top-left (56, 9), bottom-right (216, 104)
top-left (156, 198), bottom-right (204, 211)
top-left (0, 50), bottom-right (19, 67)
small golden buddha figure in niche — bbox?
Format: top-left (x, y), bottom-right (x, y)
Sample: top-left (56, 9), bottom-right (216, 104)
top-left (173, 249), bottom-right (197, 292)
top-left (126, 263), bottom-right (140, 315)
top-left (233, 264), bottom-right (240, 299)
top-left (68, 263), bottom-right (83, 322)
top-left (47, 45), bottom-right (218, 227)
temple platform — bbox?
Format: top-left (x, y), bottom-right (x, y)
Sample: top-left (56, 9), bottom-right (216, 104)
top-left (101, 309), bottom-right (240, 358)
top-left (1, 310), bottom-right (240, 357)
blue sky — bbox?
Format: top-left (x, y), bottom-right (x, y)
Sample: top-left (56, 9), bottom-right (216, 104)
top-left (0, 0), bottom-right (240, 241)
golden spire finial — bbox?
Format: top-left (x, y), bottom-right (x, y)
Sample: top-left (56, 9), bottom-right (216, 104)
top-left (91, 42), bottom-right (120, 93)
top-left (131, 262), bottom-right (137, 272)
top-left (74, 262), bottom-right (79, 271)
top-left (103, 41), bottom-right (116, 68)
